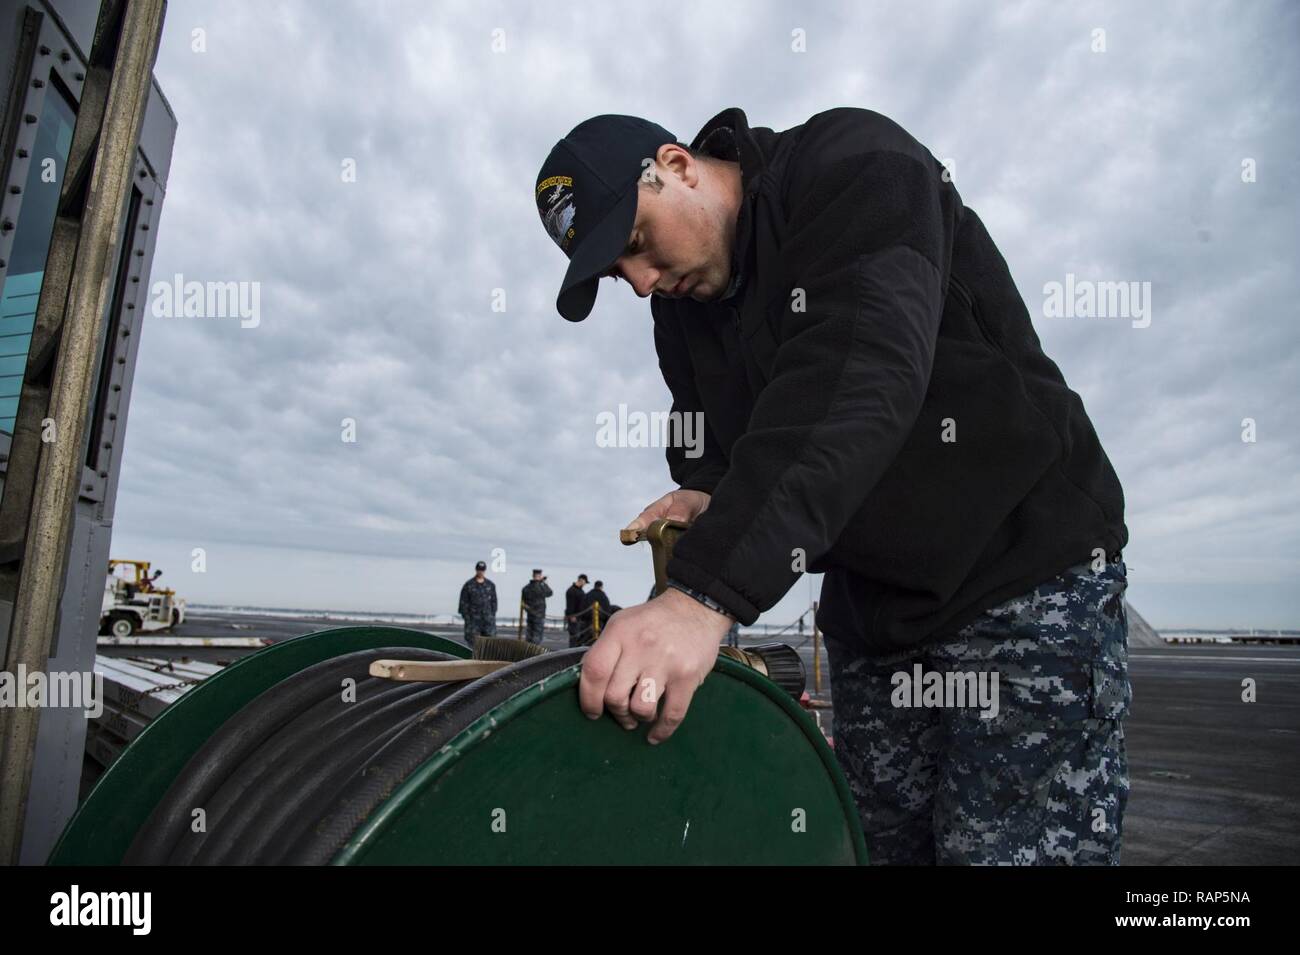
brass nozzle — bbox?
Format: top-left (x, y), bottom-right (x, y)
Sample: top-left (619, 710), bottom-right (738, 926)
top-left (620, 517), bottom-right (691, 598)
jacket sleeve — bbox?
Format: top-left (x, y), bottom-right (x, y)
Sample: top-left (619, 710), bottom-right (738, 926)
top-left (665, 141), bottom-right (959, 624)
top-left (490, 582), bottom-right (498, 614)
top-left (651, 297), bottom-right (731, 494)
top-left (458, 582), bottom-right (469, 617)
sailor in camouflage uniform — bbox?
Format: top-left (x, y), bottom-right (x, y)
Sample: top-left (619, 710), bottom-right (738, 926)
top-left (521, 569), bottom-right (553, 645)
top-left (532, 109), bottom-right (1133, 863)
top-left (825, 555), bottom-right (1132, 865)
top-left (457, 560), bottom-right (498, 648)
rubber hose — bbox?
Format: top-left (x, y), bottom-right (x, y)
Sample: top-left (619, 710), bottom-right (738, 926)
top-left (191, 679), bottom-right (463, 865)
top-left (281, 648), bottom-right (589, 865)
top-left (175, 676), bottom-right (436, 865)
top-left (123, 647), bottom-right (453, 865)
top-left (246, 678), bottom-right (469, 865)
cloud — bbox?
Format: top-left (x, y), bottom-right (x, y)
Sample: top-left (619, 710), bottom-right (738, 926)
top-left (116, 0), bottom-right (1300, 629)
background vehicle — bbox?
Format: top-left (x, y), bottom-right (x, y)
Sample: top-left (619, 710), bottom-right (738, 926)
top-left (99, 559), bottom-right (186, 637)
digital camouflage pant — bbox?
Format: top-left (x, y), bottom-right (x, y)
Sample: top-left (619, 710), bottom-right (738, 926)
top-left (463, 615), bottom-right (497, 648)
top-left (524, 612), bottom-right (545, 645)
top-left (825, 558), bottom-right (1132, 865)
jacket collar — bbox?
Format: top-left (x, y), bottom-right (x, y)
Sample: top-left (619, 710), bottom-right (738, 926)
top-left (689, 107), bottom-right (763, 302)
top-left (690, 107), bottom-right (765, 192)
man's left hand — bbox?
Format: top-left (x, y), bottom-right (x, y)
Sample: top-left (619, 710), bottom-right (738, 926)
top-left (578, 588), bottom-right (734, 744)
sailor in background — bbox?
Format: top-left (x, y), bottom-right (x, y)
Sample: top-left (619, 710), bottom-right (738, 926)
top-left (576, 580), bottom-right (613, 645)
top-left (457, 560), bottom-right (498, 648)
top-left (565, 574), bottom-right (588, 647)
top-left (521, 569), bottom-right (553, 645)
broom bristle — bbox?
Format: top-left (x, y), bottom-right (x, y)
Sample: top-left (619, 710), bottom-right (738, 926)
top-left (472, 635), bottom-right (548, 661)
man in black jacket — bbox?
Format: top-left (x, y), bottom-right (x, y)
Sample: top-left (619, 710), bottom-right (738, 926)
top-left (577, 580), bottom-right (614, 644)
top-left (520, 569), bottom-right (553, 645)
top-left (565, 574), bottom-right (588, 647)
top-left (535, 108), bottom-right (1131, 864)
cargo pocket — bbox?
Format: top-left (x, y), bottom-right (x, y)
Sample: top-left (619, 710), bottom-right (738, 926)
top-left (1089, 574), bottom-right (1133, 721)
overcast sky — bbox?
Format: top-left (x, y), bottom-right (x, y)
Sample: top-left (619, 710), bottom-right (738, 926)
top-left (110, 0), bottom-right (1299, 630)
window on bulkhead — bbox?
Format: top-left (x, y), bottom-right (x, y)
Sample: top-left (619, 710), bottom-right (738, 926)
top-left (0, 77), bottom-right (77, 434)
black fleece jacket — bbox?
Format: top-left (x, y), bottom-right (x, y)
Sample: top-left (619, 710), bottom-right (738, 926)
top-left (653, 106), bottom-right (1127, 654)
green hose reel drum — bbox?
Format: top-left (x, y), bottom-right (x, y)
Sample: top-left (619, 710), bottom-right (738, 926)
top-left (51, 625), bottom-right (866, 865)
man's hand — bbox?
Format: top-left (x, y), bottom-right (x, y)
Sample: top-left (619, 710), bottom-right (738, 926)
top-left (578, 587), bottom-right (733, 744)
top-left (622, 489), bottom-right (711, 534)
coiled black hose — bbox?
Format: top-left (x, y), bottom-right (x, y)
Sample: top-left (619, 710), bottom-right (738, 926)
top-left (281, 648), bottom-right (587, 865)
top-left (124, 646), bottom-right (588, 865)
top-left (182, 677), bottom-right (460, 864)
top-left (123, 646), bottom-right (454, 865)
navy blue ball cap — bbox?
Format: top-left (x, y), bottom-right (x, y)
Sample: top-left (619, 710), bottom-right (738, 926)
top-left (535, 114), bottom-right (687, 322)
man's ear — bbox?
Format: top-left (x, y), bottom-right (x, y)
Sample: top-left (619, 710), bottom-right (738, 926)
top-left (658, 143), bottom-right (698, 187)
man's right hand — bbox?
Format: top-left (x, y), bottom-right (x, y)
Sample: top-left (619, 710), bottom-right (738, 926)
top-left (623, 489), bottom-right (712, 534)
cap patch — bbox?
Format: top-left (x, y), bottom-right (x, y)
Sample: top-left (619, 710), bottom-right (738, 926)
top-left (536, 175), bottom-right (577, 251)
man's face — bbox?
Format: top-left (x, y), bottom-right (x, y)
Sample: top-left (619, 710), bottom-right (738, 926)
top-left (603, 147), bottom-right (735, 302)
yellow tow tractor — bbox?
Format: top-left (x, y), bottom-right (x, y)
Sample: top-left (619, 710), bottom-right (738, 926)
top-left (99, 560), bottom-right (188, 638)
